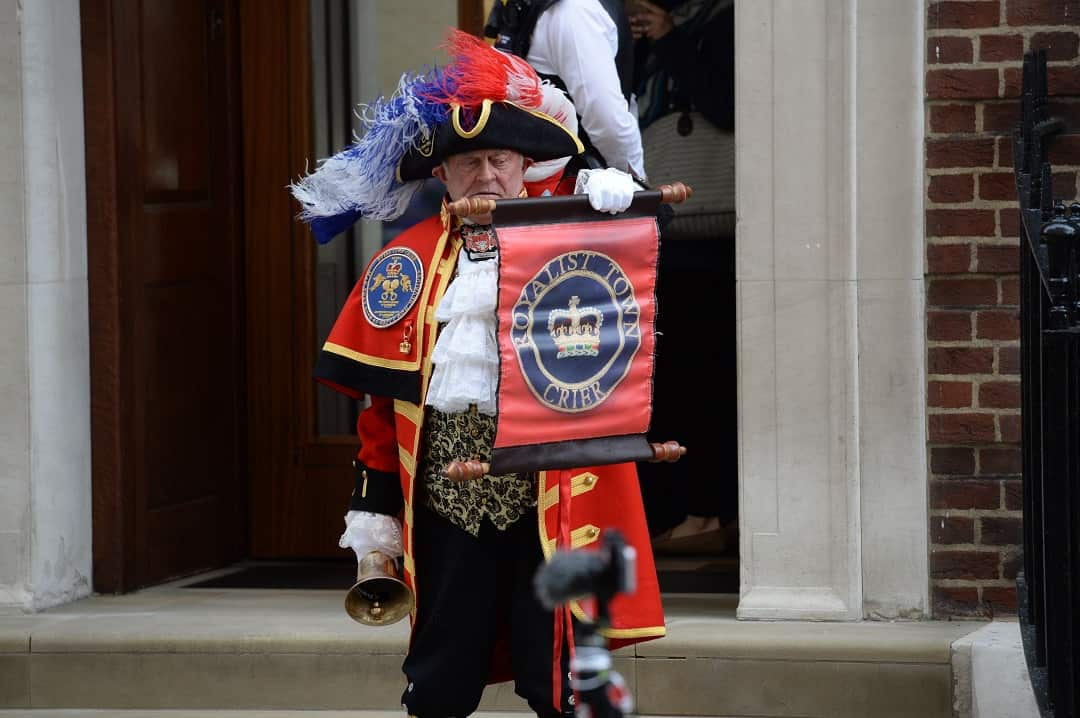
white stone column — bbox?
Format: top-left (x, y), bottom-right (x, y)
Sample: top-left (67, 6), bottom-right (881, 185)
top-left (0, 0), bottom-right (91, 612)
top-left (0, 0), bottom-right (31, 610)
top-left (736, 0), bottom-right (927, 620)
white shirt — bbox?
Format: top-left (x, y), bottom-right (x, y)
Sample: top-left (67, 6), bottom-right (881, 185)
top-left (528, 0), bottom-right (645, 179)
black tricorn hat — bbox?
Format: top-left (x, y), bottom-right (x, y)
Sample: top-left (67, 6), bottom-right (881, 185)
top-left (397, 99), bottom-right (584, 182)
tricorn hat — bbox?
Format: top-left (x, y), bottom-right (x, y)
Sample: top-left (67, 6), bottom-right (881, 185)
top-left (290, 30), bottom-right (582, 245)
top-left (397, 99), bottom-right (582, 182)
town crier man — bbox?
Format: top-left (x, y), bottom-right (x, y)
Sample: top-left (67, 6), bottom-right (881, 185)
top-left (290, 30), bottom-right (663, 718)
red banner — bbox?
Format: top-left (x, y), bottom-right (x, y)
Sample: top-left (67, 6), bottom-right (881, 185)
top-left (492, 212), bottom-right (659, 473)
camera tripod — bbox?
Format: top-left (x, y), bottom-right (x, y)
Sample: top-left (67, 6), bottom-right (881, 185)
top-left (534, 529), bottom-right (637, 718)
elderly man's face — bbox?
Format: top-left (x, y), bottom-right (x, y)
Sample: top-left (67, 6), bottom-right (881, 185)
top-left (433, 149), bottom-right (531, 222)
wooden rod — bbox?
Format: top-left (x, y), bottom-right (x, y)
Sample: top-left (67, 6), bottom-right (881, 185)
top-left (446, 182), bottom-right (695, 218)
top-left (440, 440), bottom-right (687, 482)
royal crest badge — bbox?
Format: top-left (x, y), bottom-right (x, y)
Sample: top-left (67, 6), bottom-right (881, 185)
top-left (510, 250), bottom-right (640, 413)
top-left (361, 247), bottom-right (424, 328)
top-left (461, 223), bottom-right (498, 262)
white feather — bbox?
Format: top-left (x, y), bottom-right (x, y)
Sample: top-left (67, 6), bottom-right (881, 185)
top-left (289, 72), bottom-right (438, 222)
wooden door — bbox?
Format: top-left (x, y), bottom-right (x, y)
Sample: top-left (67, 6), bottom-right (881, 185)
top-left (240, 0), bottom-right (334, 558)
top-left (85, 0), bottom-right (245, 591)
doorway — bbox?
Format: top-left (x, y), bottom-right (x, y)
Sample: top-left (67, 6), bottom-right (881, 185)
top-left (236, 0), bottom-right (740, 593)
top-left (631, 0), bottom-right (738, 591)
top-left (85, 0), bottom-right (738, 594)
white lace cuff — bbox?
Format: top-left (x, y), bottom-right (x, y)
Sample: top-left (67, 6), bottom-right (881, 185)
top-left (339, 510), bottom-right (403, 559)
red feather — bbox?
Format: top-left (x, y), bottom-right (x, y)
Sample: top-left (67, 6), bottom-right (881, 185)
top-left (420, 29), bottom-right (543, 110)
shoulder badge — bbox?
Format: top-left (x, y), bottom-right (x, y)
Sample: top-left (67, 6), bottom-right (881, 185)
top-left (361, 247), bottom-right (424, 328)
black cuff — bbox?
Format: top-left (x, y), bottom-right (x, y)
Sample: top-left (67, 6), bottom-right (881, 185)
top-left (349, 460), bottom-right (404, 515)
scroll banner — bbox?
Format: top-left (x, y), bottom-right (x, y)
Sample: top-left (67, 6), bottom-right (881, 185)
top-left (489, 193), bottom-right (661, 474)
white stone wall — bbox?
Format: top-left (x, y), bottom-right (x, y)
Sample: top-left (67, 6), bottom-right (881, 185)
top-left (952, 622), bottom-right (1039, 718)
top-left (0, 0), bottom-right (90, 613)
top-left (736, 0), bottom-right (929, 619)
top-left (0, 0), bottom-right (30, 611)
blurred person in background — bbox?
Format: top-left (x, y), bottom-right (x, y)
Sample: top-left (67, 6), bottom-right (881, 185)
top-left (485, 0), bottom-right (645, 180)
top-left (628, 0), bottom-right (737, 554)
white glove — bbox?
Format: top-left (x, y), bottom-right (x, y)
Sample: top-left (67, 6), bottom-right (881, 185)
top-left (574, 167), bottom-right (640, 214)
top-left (338, 510), bottom-right (403, 560)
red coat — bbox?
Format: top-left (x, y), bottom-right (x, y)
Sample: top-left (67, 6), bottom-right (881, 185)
top-left (315, 202), bottom-right (665, 677)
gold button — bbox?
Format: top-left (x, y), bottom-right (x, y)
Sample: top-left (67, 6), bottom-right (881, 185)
top-left (586, 527), bottom-right (599, 539)
top-left (582, 475), bottom-right (596, 487)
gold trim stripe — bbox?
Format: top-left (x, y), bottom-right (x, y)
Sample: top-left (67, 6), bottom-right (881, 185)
top-left (323, 341), bottom-right (418, 371)
top-left (394, 399), bottom-right (422, 428)
top-left (540, 488), bottom-right (556, 513)
top-left (399, 448), bottom-right (416, 477)
top-left (567, 600), bottom-right (666, 639)
top-left (600, 623), bottom-right (667, 640)
top-left (544, 530), bottom-right (606, 553)
top-left (410, 226), bottom-right (450, 351)
top-left (571, 524), bottom-right (601, 548)
top-left (451, 99), bottom-right (493, 138)
top-left (540, 471), bottom-right (599, 510)
top-left (399, 224), bottom-right (456, 617)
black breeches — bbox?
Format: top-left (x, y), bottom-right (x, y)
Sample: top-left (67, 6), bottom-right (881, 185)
top-left (402, 503), bottom-right (574, 718)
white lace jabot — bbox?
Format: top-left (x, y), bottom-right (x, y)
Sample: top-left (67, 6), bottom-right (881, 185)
top-left (425, 247), bottom-right (500, 416)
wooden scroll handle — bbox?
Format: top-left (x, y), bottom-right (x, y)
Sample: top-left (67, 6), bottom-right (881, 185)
top-left (649, 441), bottom-right (687, 463)
top-left (445, 182), bottom-right (695, 218)
top-left (658, 182), bottom-right (693, 204)
top-left (441, 459), bottom-right (491, 482)
top-left (443, 441), bottom-right (685, 478)
top-left (446, 196), bottom-right (498, 218)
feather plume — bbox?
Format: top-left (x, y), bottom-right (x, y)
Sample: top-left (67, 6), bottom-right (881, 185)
top-left (289, 70), bottom-right (448, 229)
top-left (419, 29), bottom-right (542, 110)
top-left (288, 28), bottom-right (551, 243)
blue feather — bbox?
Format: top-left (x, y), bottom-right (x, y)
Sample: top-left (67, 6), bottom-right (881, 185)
top-left (309, 209), bottom-right (362, 246)
top-left (289, 68), bottom-right (450, 233)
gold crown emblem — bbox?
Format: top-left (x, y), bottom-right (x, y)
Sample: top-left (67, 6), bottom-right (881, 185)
top-left (547, 296), bottom-right (603, 359)
top-left (385, 260), bottom-right (403, 278)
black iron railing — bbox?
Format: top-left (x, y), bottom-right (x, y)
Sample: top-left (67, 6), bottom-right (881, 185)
top-left (1014, 49), bottom-right (1079, 718)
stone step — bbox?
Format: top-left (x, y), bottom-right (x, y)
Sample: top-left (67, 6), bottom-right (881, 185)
top-left (0, 587), bottom-right (980, 717)
top-left (0, 712), bottom-right (737, 718)
top-left (0, 713), bottom-right (535, 718)
top-left (0, 713), bottom-right (542, 718)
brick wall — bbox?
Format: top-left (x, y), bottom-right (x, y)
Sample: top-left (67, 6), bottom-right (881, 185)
top-left (926, 0), bottom-right (1080, 618)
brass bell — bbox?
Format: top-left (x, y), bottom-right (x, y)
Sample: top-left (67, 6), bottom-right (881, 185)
top-left (345, 550), bottom-right (414, 626)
